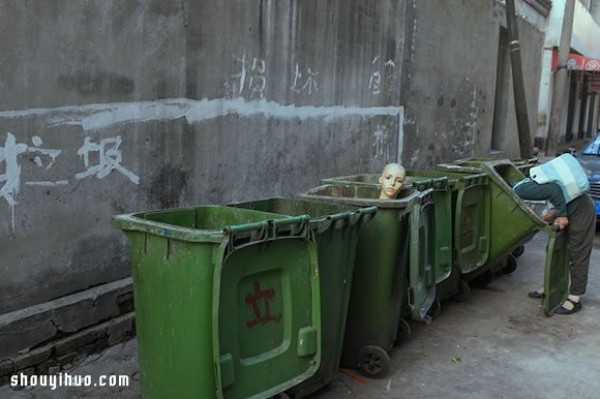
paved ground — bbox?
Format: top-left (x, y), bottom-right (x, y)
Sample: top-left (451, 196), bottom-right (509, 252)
top-left (2, 225), bottom-right (599, 399)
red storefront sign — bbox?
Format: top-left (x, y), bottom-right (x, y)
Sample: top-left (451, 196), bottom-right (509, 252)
top-left (551, 49), bottom-right (600, 71)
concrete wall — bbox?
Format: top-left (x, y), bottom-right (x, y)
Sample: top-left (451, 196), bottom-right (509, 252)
top-left (0, 0), bottom-right (408, 314)
top-left (400, 0), bottom-right (545, 168)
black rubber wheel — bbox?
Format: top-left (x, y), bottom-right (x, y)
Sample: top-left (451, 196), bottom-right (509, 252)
top-left (427, 298), bottom-right (442, 319)
top-left (357, 345), bottom-right (391, 379)
top-left (453, 279), bottom-right (471, 302)
top-left (502, 254), bottom-right (518, 274)
top-left (470, 269), bottom-right (493, 288)
top-left (395, 318), bottom-right (412, 346)
top-left (512, 245), bottom-right (525, 258)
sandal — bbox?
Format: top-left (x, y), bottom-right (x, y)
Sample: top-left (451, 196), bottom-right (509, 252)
top-left (528, 290), bottom-right (544, 299)
top-left (554, 299), bottom-right (582, 315)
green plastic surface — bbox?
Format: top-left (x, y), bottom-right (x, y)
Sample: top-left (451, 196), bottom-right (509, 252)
top-left (111, 206), bottom-right (321, 399)
top-left (436, 157), bottom-right (538, 175)
top-left (481, 161), bottom-right (551, 261)
top-left (227, 197), bottom-right (376, 397)
top-left (217, 235), bottom-right (321, 399)
top-left (321, 171), bottom-right (453, 284)
top-left (408, 190), bottom-right (437, 322)
top-left (453, 177), bottom-right (491, 273)
top-left (543, 229), bottom-right (570, 316)
top-left (300, 184), bottom-right (421, 369)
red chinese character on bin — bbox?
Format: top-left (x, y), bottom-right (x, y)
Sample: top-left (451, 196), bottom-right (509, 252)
top-left (245, 281), bottom-right (282, 329)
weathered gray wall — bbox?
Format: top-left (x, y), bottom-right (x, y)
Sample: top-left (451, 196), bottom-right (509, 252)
top-left (400, 0), bottom-right (544, 168)
top-left (0, 0), bottom-right (408, 314)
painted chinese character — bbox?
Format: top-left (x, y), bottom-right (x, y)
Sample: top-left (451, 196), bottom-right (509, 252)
top-left (230, 52), bottom-right (248, 96)
top-left (372, 124), bottom-right (390, 160)
top-left (24, 136), bottom-right (68, 187)
top-left (0, 133), bottom-right (28, 208)
top-left (245, 281), bottom-right (282, 329)
top-left (369, 56), bottom-right (395, 95)
top-left (290, 63), bottom-right (319, 95)
top-left (28, 136), bottom-right (61, 170)
top-left (75, 136), bottom-right (139, 184)
top-left (302, 68), bottom-right (319, 95)
top-left (227, 52), bottom-right (267, 99)
top-left (369, 57), bottom-right (382, 94)
top-left (0, 133), bottom-right (64, 232)
top-left (290, 63), bottom-right (303, 94)
top-left (248, 57), bottom-right (267, 99)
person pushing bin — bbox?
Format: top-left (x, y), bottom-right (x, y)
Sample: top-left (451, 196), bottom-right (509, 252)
top-left (513, 154), bottom-right (595, 315)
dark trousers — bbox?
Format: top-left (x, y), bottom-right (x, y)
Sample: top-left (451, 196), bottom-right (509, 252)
top-left (568, 194), bottom-right (596, 296)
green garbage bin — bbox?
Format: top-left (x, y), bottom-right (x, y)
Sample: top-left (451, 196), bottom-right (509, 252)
top-left (480, 160), bottom-right (570, 315)
top-left (435, 158), bottom-right (541, 275)
top-left (226, 197), bottom-right (376, 398)
top-left (436, 157), bottom-right (538, 175)
top-left (112, 206), bottom-right (322, 399)
top-left (299, 184), bottom-right (429, 378)
top-left (326, 169), bottom-right (494, 287)
top-left (479, 161), bottom-right (556, 262)
top-left (321, 172), bottom-right (453, 286)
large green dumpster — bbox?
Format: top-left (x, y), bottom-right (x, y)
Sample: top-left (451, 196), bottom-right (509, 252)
top-left (322, 170), bottom-right (490, 281)
top-left (479, 160), bottom-right (570, 315)
top-left (226, 197), bottom-right (376, 398)
top-left (112, 206), bottom-right (322, 399)
top-left (321, 172), bottom-right (453, 285)
top-left (436, 157), bottom-right (538, 175)
top-left (479, 160), bottom-right (549, 261)
top-left (299, 184), bottom-right (429, 378)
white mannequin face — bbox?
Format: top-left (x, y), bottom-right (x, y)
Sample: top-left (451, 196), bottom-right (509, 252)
top-left (379, 164), bottom-right (406, 199)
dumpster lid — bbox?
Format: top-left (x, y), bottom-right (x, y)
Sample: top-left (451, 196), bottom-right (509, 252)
top-left (214, 216), bottom-right (322, 398)
top-left (543, 228), bottom-right (570, 316)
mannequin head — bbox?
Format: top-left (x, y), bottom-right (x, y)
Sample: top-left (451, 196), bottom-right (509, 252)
top-left (378, 163), bottom-right (406, 200)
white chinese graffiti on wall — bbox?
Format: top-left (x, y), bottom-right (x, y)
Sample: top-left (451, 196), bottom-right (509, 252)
top-left (1, 51), bottom-right (403, 234)
top-left (290, 63), bottom-right (319, 96)
top-left (372, 124), bottom-right (391, 160)
top-left (225, 50), bottom-right (323, 98)
top-left (369, 56), bottom-right (395, 95)
top-left (225, 50), bottom-right (397, 99)
top-left (75, 136), bottom-right (139, 183)
top-left (0, 132), bottom-right (139, 232)
top-left (226, 51), bottom-right (267, 99)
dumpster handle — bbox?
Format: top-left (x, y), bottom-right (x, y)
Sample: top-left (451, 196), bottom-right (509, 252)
top-left (224, 220), bottom-right (270, 251)
top-left (269, 215), bottom-right (310, 239)
top-left (358, 206), bottom-right (378, 225)
top-left (310, 216), bottom-right (334, 234)
top-left (412, 178), bottom-right (434, 192)
top-left (223, 216), bottom-right (311, 253)
top-left (431, 177), bottom-right (449, 190)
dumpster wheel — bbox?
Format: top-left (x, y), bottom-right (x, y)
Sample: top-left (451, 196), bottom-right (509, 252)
top-left (512, 245), bottom-right (525, 258)
top-left (427, 298), bottom-right (442, 319)
top-left (453, 279), bottom-right (471, 302)
top-left (357, 345), bottom-right (391, 379)
top-left (394, 318), bottom-right (412, 346)
top-left (470, 269), bottom-right (493, 288)
top-left (502, 254), bottom-right (518, 274)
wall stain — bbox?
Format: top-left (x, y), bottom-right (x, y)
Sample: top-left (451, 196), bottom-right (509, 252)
top-left (57, 71), bottom-right (134, 96)
top-left (148, 165), bottom-right (189, 209)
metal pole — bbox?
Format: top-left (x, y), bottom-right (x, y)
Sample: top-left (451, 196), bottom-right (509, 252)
top-left (546, 0), bottom-right (576, 155)
top-left (506, 0), bottom-right (532, 159)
